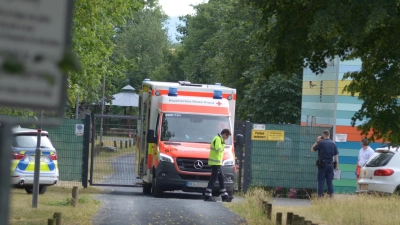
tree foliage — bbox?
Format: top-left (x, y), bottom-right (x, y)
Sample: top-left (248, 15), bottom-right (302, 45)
top-left (245, 0), bottom-right (400, 143)
top-left (178, 0), bottom-right (302, 123)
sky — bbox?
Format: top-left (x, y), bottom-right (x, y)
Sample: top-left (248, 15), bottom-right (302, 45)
top-left (159, 0), bottom-right (208, 17)
top-left (159, 0), bottom-right (208, 41)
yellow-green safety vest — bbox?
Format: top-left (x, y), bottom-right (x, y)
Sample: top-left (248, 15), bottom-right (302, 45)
top-left (208, 134), bottom-right (225, 166)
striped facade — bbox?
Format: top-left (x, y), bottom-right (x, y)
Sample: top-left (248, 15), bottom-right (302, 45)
top-left (301, 57), bottom-right (380, 193)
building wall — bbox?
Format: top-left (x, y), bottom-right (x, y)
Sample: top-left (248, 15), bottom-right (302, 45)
top-left (301, 58), bottom-right (381, 193)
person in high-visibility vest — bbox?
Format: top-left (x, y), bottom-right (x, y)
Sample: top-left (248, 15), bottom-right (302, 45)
top-left (204, 129), bottom-right (233, 202)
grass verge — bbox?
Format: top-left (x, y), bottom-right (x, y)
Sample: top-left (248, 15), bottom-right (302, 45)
top-left (9, 186), bottom-right (104, 225)
top-left (227, 188), bottom-right (400, 225)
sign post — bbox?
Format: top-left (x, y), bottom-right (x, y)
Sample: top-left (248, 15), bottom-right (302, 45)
top-left (0, 0), bottom-right (73, 223)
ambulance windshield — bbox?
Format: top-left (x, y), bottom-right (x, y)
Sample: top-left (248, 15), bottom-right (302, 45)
top-left (161, 113), bottom-right (232, 144)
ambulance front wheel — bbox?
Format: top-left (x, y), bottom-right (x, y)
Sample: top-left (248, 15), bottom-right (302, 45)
top-left (142, 183), bottom-right (152, 195)
top-left (152, 177), bottom-right (163, 198)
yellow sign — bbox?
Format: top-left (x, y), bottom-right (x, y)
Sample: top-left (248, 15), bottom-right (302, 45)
top-left (266, 130), bottom-right (285, 141)
top-left (251, 130), bottom-right (285, 141)
top-left (251, 130), bottom-right (268, 140)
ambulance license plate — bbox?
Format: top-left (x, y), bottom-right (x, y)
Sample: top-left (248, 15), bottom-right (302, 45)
top-left (186, 181), bottom-right (207, 188)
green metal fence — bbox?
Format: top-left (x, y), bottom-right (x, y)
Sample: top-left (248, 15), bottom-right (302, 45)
top-left (44, 117), bottom-right (88, 187)
top-left (244, 122), bottom-right (332, 197)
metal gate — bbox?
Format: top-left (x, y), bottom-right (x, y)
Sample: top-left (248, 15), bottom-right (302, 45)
top-left (89, 114), bottom-right (142, 187)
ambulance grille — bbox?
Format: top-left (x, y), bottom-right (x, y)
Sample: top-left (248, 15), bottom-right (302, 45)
top-left (176, 158), bottom-right (211, 173)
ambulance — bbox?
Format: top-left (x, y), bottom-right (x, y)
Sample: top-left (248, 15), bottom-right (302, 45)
top-left (137, 80), bottom-right (243, 197)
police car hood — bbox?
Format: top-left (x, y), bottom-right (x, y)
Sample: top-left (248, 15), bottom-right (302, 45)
top-left (160, 142), bottom-right (233, 159)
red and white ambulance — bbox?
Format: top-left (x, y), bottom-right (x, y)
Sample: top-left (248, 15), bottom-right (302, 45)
top-left (136, 80), bottom-right (242, 197)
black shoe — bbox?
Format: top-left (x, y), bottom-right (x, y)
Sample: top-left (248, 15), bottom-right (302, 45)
top-left (222, 196), bottom-right (233, 202)
top-left (204, 197), bottom-right (217, 202)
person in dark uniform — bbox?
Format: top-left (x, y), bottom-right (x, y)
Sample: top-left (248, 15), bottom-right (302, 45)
top-left (311, 130), bottom-right (339, 197)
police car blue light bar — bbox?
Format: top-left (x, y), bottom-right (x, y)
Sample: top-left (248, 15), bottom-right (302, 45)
top-left (168, 87), bottom-right (178, 96)
top-left (213, 90), bottom-right (222, 99)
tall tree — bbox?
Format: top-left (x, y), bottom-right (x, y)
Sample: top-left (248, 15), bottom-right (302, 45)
top-left (245, 0), bottom-right (400, 143)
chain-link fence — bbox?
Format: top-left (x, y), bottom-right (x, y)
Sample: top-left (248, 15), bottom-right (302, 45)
top-left (244, 122), bottom-right (332, 198)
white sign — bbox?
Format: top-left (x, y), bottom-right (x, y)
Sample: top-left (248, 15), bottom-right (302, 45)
top-left (253, 124), bottom-right (266, 130)
top-left (335, 134), bottom-right (347, 142)
top-left (0, 0), bottom-right (71, 111)
top-left (75, 124), bottom-right (84, 136)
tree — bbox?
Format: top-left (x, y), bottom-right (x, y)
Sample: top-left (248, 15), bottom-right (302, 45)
top-left (244, 0), bottom-right (400, 143)
top-left (113, 1), bottom-right (174, 91)
top-left (69, 0), bottom-right (143, 114)
top-left (178, 0), bottom-right (302, 123)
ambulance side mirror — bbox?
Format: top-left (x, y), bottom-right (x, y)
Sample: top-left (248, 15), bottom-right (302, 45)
top-left (235, 134), bottom-right (244, 148)
top-left (147, 129), bottom-right (157, 143)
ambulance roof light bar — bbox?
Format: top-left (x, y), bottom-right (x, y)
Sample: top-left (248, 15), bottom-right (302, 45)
top-left (213, 90), bottom-right (222, 99)
top-left (168, 87), bottom-right (178, 96)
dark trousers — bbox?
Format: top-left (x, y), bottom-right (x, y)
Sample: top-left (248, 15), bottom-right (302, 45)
top-left (206, 165), bottom-right (225, 190)
top-left (317, 164), bottom-right (334, 197)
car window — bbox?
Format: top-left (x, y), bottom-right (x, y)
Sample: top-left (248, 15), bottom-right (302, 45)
top-left (365, 152), bottom-right (394, 167)
top-left (12, 134), bottom-right (54, 148)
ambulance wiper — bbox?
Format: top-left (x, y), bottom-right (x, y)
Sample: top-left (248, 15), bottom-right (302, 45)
top-left (192, 141), bottom-right (210, 144)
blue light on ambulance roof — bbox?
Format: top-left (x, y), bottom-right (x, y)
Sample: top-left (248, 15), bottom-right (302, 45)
top-left (168, 87), bottom-right (178, 96)
top-left (215, 83), bottom-right (221, 86)
top-left (213, 90), bottom-right (222, 99)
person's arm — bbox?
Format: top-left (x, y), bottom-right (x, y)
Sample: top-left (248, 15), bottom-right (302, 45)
top-left (334, 154), bottom-right (339, 170)
top-left (311, 136), bottom-right (322, 152)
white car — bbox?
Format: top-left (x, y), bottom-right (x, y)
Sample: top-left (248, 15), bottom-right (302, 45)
top-left (11, 127), bottom-right (59, 194)
top-left (357, 146), bottom-right (400, 194)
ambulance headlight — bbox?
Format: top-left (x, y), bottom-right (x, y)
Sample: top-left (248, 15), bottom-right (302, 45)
top-left (222, 158), bottom-right (234, 167)
top-left (159, 153), bottom-right (174, 163)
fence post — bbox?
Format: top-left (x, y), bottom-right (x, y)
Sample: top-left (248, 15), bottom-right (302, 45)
top-left (48, 219), bottom-right (55, 225)
top-left (276, 212), bottom-right (283, 225)
top-left (114, 140), bottom-right (117, 148)
top-left (286, 212), bottom-right (293, 225)
top-left (129, 140), bottom-right (132, 147)
top-left (120, 140), bottom-right (122, 149)
top-left (71, 186), bottom-right (79, 207)
top-left (298, 217), bottom-right (305, 225)
top-left (243, 121), bottom-right (252, 193)
top-left (292, 215), bottom-right (299, 225)
top-left (53, 212), bottom-right (61, 225)
top-left (125, 140), bottom-right (128, 148)
top-left (262, 200), bottom-right (268, 215)
top-left (82, 114), bottom-right (90, 188)
top-left (266, 203), bottom-right (272, 220)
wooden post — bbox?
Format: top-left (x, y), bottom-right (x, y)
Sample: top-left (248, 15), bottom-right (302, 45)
top-left (311, 223), bottom-right (318, 225)
top-left (53, 212), bottom-right (61, 225)
top-left (114, 140), bottom-right (117, 148)
top-left (266, 203), bottom-right (272, 220)
top-left (298, 217), bottom-right (305, 225)
top-left (292, 215), bottom-right (299, 225)
top-left (305, 221), bottom-right (312, 225)
top-left (286, 212), bottom-right (293, 225)
top-left (125, 140), bottom-right (128, 148)
top-left (129, 140), bottom-right (132, 147)
top-left (262, 200), bottom-right (268, 214)
top-left (48, 218), bottom-right (55, 225)
top-left (120, 140), bottom-right (122, 149)
top-left (71, 186), bottom-right (79, 207)
top-left (276, 212), bottom-right (283, 225)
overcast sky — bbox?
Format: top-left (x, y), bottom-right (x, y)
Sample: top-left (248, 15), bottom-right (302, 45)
top-left (159, 0), bottom-right (208, 17)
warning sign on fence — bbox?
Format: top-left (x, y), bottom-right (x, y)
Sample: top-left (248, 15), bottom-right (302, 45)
top-left (251, 130), bottom-right (285, 141)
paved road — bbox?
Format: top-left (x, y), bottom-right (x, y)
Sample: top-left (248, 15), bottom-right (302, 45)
top-left (92, 154), bottom-right (246, 225)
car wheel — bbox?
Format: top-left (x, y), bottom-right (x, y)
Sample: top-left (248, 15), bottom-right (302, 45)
top-left (39, 186), bottom-right (47, 194)
top-left (25, 187), bottom-right (33, 194)
top-left (143, 183), bottom-right (152, 195)
top-left (152, 177), bottom-right (163, 198)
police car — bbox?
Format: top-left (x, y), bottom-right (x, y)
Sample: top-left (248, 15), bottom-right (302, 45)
top-left (357, 145), bottom-right (400, 194)
top-left (11, 126), bottom-right (59, 194)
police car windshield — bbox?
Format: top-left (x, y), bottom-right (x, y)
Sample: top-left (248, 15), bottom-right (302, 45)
top-left (161, 113), bottom-right (232, 144)
top-left (12, 134), bottom-right (53, 148)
